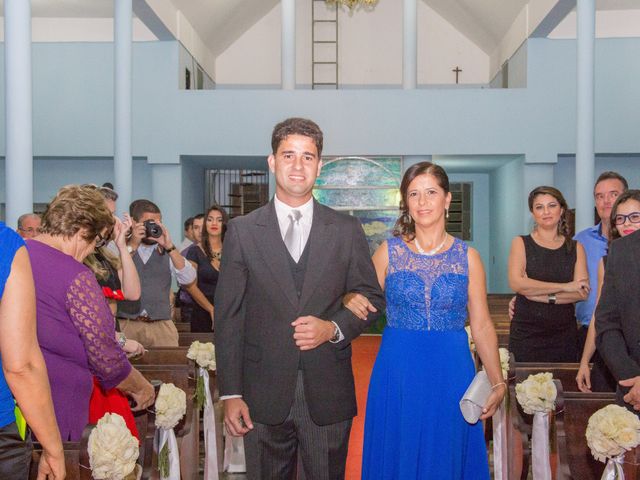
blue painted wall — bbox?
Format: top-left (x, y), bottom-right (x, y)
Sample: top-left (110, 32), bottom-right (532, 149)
top-left (0, 37), bottom-right (639, 290)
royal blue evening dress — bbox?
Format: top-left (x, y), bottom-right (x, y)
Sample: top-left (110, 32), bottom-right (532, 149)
top-left (362, 236), bottom-right (489, 480)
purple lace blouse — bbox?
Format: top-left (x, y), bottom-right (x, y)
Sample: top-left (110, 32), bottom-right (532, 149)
top-left (27, 240), bottom-right (131, 441)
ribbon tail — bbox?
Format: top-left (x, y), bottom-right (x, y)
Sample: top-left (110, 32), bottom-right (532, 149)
top-left (600, 455), bottom-right (626, 480)
top-left (166, 429), bottom-right (180, 480)
top-left (531, 412), bottom-right (552, 480)
top-left (202, 368), bottom-right (220, 480)
top-left (223, 428), bottom-right (246, 473)
top-left (492, 400), bottom-right (508, 480)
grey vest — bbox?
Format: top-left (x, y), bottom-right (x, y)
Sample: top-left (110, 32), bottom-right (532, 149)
top-left (117, 248), bottom-right (172, 320)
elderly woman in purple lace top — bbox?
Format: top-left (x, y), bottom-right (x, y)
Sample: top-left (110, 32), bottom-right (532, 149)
top-left (27, 185), bottom-right (155, 441)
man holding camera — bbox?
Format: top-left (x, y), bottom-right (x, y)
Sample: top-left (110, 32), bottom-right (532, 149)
top-left (117, 199), bottom-right (196, 347)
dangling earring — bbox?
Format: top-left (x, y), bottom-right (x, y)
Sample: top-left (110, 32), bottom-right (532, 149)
top-left (445, 208), bottom-right (450, 219)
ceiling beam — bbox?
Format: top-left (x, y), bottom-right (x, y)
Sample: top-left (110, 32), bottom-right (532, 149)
top-left (132, 0), bottom-right (175, 40)
top-left (530, 0), bottom-right (576, 38)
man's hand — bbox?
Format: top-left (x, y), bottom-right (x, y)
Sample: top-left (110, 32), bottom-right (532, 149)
top-left (155, 222), bottom-right (174, 250)
top-left (129, 380), bottom-right (155, 412)
top-left (224, 398), bottom-right (254, 437)
top-left (620, 376), bottom-right (640, 410)
top-left (292, 316), bottom-right (334, 351)
top-left (37, 448), bottom-right (65, 480)
top-left (343, 292), bottom-right (377, 320)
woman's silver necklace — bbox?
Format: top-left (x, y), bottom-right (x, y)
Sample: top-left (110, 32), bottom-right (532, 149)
top-left (415, 233), bottom-right (448, 256)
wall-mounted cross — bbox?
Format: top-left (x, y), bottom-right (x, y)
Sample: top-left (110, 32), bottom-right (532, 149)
top-left (452, 66), bottom-right (462, 84)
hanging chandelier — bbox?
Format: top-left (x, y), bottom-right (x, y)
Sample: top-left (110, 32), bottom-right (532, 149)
top-left (325, 0), bottom-right (378, 10)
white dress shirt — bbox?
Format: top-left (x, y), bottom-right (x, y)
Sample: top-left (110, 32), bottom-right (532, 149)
top-left (136, 243), bottom-right (196, 285)
top-left (274, 194), bottom-right (314, 254)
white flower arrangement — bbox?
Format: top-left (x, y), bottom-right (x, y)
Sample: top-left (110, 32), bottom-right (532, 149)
top-left (187, 341), bottom-right (216, 411)
top-left (88, 413), bottom-right (139, 480)
top-left (515, 372), bottom-right (557, 415)
top-left (498, 348), bottom-right (510, 380)
top-left (155, 383), bottom-right (187, 430)
top-left (187, 341), bottom-right (216, 370)
top-left (586, 404), bottom-right (640, 463)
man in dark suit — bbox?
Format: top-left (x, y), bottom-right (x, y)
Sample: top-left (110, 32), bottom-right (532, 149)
top-left (214, 117), bottom-right (385, 479)
top-left (595, 228), bottom-right (640, 414)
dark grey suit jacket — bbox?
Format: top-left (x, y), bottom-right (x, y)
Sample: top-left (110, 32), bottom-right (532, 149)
top-left (595, 229), bottom-right (640, 410)
top-left (214, 200), bottom-right (385, 426)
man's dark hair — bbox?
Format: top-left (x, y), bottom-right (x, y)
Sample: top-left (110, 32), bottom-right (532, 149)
top-left (271, 117), bottom-right (323, 157)
top-left (594, 171), bottom-right (628, 194)
top-left (193, 213), bottom-right (205, 221)
top-left (184, 217), bottom-right (194, 231)
top-left (129, 199), bottom-right (161, 221)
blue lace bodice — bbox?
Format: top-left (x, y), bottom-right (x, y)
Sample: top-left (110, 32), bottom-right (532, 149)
top-left (385, 236), bottom-right (468, 331)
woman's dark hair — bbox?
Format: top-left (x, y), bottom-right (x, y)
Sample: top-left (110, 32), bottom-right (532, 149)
top-left (201, 205), bottom-right (229, 261)
top-left (609, 189), bottom-right (640, 242)
top-left (528, 186), bottom-right (573, 252)
top-left (393, 161), bottom-right (450, 240)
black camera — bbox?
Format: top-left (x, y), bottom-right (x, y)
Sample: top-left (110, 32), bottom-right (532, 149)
top-left (143, 220), bottom-right (162, 238)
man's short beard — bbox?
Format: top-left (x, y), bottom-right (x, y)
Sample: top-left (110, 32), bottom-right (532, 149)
top-left (141, 237), bottom-right (157, 245)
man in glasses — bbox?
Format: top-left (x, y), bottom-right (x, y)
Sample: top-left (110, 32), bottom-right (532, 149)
top-left (16, 213), bottom-right (41, 239)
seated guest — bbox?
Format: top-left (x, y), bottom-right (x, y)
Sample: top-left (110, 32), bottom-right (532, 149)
top-left (184, 206), bottom-right (227, 332)
top-left (27, 185), bottom-right (155, 441)
top-left (577, 190), bottom-right (640, 392)
top-left (177, 213), bottom-right (205, 324)
top-left (0, 221), bottom-right (64, 479)
top-left (508, 186), bottom-right (589, 362)
top-left (179, 216), bottom-right (195, 252)
top-left (16, 212), bottom-right (41, 239)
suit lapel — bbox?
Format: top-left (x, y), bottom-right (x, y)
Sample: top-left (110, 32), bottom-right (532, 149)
top-left (253, 201), bottom-right (299, 308)
top-left (298, 202), bottom-right (336, 311)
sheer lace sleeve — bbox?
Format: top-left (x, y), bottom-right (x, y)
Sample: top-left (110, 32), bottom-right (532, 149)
top-left (66, 270), bottom-right (132, 390)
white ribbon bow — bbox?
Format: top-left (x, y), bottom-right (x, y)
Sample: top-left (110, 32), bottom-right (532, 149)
top-left (155, 428), bottom-right (180, 480)
top-left (492, 400), bottom-right (508, 480)
top-left (601, 454), bottom-right (625, 480)
top-left (201, 367), bottom-right (220, 480)
top-left (531, 411), bottom-right (552, 480)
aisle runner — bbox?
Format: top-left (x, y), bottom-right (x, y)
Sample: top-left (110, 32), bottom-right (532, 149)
top-left (346, 335), bottom-right (381, 480)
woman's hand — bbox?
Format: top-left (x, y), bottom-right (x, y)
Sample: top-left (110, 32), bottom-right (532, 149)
top-left (576, 362), bottom-right (592, 392)
top-left (113, 215), bottom-right (130, 250)
top-left (37, 447), bottom-right (65, 480)
top-left (129, 379), bottom-right (155, 412)
top-left (342, 292), bottom-right (377, 320)
top-left (123, 338), bottom-right (146, 358)
top-left (479, 384), bottom-right (506, 421)
top-left (564, 278), bottom-right (590, 297)
top-left (209, 307), bottom-right (215, 329)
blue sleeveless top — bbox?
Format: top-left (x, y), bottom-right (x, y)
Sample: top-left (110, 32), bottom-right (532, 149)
top-left (385, 236), bottom-right (469, 332)
top-left (0, 222), bottom-right (25, 427)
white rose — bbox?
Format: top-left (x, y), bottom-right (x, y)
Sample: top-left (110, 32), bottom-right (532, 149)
top-left (88, 413), bottom-right (139, 480)
top-left (155, 383), bottom-right (187, 430)
top-left (586, 404), bottom-right (640, 463)
top-left (498, 348), bottom-right (510, 380)
top-left (187, 341), bottom-right (216, 370)
top-left (515, 372), bottom-right (556, 415)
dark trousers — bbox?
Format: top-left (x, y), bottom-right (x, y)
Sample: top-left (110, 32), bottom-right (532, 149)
top-left (244, 371), bottom-right (352, 480)
top-left (0, 422), bottom-right (32, 479)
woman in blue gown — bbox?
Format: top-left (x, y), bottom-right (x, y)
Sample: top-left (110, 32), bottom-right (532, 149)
top-left (345, 162), bottom-right (505, 479)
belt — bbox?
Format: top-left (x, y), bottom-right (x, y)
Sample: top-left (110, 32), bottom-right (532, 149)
top-left (118, 315), bottom-right (158, 323)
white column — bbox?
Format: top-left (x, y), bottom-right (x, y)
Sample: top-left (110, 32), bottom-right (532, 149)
top-left (4, 0), bottom-right (33, 227)
top-left (281, 0), bottom-right (296, 90)
top-left (575, 0), bottom-right (595, 231)
top-left (403, 0), bottom-right (417, 89)
top-left (114, 0), bottom-right (133, 211)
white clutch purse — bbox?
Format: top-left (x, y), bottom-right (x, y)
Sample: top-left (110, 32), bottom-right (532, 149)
top-left (459, 370), bottom-right (492, 424)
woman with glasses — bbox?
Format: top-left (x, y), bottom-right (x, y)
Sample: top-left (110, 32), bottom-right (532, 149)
top-left (577, 189), bottom-right (640, 392)
top-left (26, 185), bottom-right (155, 441)
top-left (508, 186), bottom-right (590, 362)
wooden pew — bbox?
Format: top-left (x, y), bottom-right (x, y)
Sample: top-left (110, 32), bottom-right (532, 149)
top-left (178, 332), bottom-right (214, 347)
top-left (555, 391), bottom-right (619, 479)
top-left (29, 424), bottom-right (94, 480)
top-left (175, 321), bottom-right (191, 333)
top-left (513, 363), bottom-right (582, 394)
top-left (136, 364), bottom-right (198, 480)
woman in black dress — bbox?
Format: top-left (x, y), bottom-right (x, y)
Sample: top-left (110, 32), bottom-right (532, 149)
top-left (508, 186), bottom-right (589, 362)
top-left (184, 205), bottom-right (227, 332)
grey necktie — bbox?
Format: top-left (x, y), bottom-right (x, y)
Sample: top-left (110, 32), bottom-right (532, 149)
top-left (284, 209), bottom-right (303, 262)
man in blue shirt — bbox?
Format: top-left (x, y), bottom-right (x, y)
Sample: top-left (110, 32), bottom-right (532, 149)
top-left (574, 171), bottom-right (628, 350)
